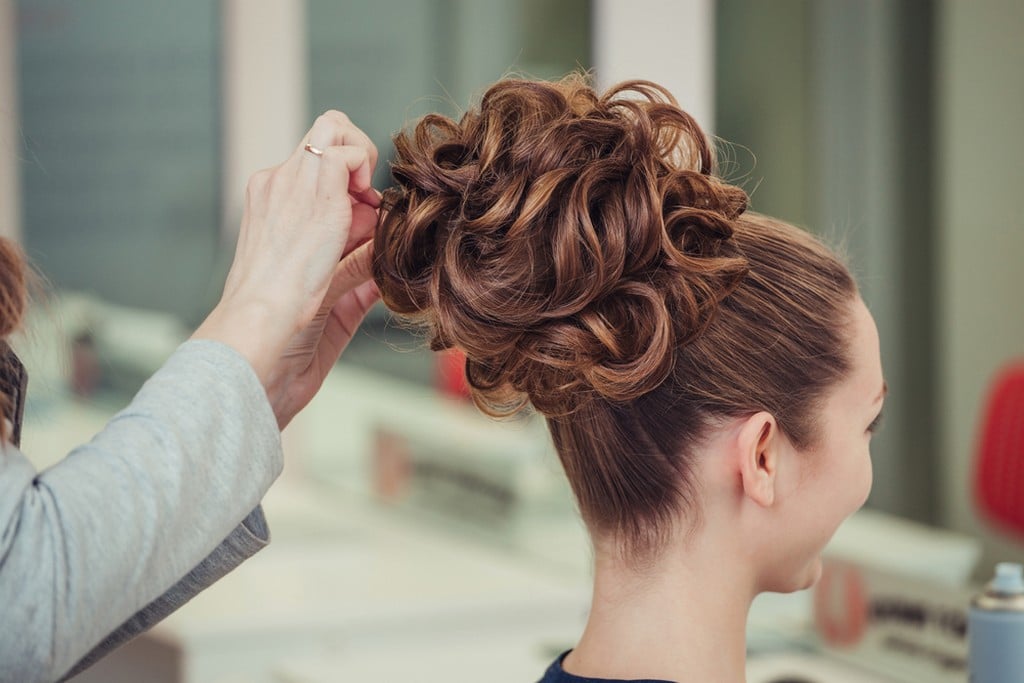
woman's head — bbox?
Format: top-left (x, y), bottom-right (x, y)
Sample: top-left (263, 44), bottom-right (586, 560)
top-left (373, 74), bottom-right (873, 577)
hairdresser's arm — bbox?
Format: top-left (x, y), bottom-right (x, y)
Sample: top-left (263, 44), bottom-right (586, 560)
top-left (0, 113), bottom-right (380, 682)
top-left (0, 340), bottom-right (283, 683)
top-left (63, 167), bottom-right (381, 678)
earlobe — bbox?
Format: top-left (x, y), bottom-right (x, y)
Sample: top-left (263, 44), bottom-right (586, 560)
top-left (736, 412), bottom-right (778, 508)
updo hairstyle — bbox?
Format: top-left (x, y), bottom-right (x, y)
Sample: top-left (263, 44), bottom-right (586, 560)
top-left (373, 74), bottom-right (857, 558)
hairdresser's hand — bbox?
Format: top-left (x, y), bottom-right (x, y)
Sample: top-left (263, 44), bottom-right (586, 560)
top-left (193, 111), bottom-right (381, 428)
top-left (264, 240), bottom-right (379, 428)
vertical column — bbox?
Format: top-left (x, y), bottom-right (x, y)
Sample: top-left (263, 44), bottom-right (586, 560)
top-left (592, 0), bottom-right (715, 132)
top-left (221, 1), bottom-right (309, 455)
top-left (449, 0), bottom-right (522, 102)
top-left (221, 0), bottom-right (308, 239)
top-left (0, 0), bottom-right (20, 243)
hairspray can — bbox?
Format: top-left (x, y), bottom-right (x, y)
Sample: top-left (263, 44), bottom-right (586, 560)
top-left (969, 562), bottom-right (1024, 683)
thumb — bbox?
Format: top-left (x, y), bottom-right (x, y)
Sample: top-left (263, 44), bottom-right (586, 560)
top-left (324, 240), bottom-right (375, 307)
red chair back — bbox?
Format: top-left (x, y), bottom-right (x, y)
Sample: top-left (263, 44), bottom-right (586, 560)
top-left (975, 362), bottom-right (1024, 540)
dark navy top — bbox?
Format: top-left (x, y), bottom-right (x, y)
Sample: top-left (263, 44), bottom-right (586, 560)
top-left (538, 651), bottom-right (674, 683)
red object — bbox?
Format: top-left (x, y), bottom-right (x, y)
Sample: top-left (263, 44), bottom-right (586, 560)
top-left (436, 348), bottom-right (471, 399)
top-left (813, 560), bottom-right (869, 649)
top-left (975, 362), bottom-right (1024, 540)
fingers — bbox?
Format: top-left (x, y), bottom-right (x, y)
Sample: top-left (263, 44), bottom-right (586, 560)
top-left (245, 111), bottom-right (380, 246)
top-left (350, 186), bottom-right (383, 209)
top-left (325, 240), bottom-right (374, 304)
top-left (315, 146), bottom-right (375, 221)
top-left (345, 201), bottom-right (378, 255)
top-left (314, 278), bottom-right (381, 374)
top-left (291, 111), bottom-right (379, 190)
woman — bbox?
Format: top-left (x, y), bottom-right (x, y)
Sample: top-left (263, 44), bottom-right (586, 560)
top-left (373, 75), bottom-right (885, 682)
top-left (0, 112), bottom-right (380, 682)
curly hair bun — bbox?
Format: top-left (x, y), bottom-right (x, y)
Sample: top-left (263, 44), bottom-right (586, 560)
top-left (373, 74), bottom-right (750, 417)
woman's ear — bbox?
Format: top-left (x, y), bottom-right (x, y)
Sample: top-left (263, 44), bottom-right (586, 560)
top-left (736, 412), bottom-right (779, 508)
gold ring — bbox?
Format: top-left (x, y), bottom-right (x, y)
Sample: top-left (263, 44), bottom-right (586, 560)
top-left (304, 142), bottom-right (324, 157)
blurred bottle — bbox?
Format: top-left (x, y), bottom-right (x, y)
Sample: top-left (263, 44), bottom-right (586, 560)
top-left (69, 331), bottom-right (100, 398)
top-left (969, 562), bottom-right (1024, 683)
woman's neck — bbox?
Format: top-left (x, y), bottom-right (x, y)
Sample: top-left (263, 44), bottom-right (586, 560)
top-left (563, 532), bottom-right (755, 683)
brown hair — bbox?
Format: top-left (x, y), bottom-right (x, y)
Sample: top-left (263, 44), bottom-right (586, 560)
top-left (373, 74), bottom-right (857, 558)
top-left (0, 237), bottom-right (28, 442)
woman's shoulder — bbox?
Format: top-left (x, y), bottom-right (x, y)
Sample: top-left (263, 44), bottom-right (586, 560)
top-left (537, 651), bottom-right (675, 683)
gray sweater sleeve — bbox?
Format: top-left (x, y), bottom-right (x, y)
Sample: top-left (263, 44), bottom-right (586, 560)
top-left (58, 506), bottom-right (272, 681)
top-left (0, 340), bottom-right (284, 683)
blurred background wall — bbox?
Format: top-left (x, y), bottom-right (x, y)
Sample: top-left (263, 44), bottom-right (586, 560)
top-left (715, 0), bottom-right (938, 526)
top-left (937, 0), bottom-right (1024, 567)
